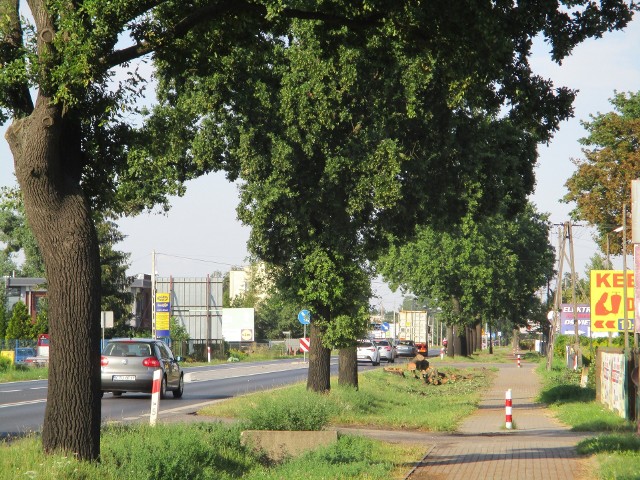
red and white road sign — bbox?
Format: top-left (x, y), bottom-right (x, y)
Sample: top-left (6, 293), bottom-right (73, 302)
top-left (300, 337), bottom-right (310, 352)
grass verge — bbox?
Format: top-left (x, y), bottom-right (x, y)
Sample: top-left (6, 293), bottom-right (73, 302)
top-left (537, 359), bottom-right (640, 479)
top-left (1, 423), bottom-right (423, 480)
top-left (200, 365), bottom-right (494, 432)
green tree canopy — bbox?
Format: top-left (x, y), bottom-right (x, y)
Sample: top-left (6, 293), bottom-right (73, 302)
top-left (377, 202), bottom-right (555, 337)
top-left (0, 0), bottom-right (636, 460)
top-left (564, 91), bottom-right (640, 255)
top-left (5, 301), bottom-right (31, 340)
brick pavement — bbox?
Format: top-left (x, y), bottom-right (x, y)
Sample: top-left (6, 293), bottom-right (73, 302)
top-left (403, 359), bottom-right (594, 480)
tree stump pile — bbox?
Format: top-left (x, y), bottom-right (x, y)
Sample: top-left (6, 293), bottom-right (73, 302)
top-left (407, 354), bottom-right (430, 379)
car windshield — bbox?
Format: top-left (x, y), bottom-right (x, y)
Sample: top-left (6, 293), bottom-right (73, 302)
top-left (375, 341), bottom-right (390, 346)
top-left (105, 342), bottom-right (152, 357)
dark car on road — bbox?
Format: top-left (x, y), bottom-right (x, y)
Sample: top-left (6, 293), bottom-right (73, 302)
top-left (396, 340), bottom-right (418, 357)
top-left (100, 338), bottom-right (184, 399)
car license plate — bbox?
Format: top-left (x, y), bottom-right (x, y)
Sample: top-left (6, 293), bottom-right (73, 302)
top-left (113, 375), bottom-right (135, 381)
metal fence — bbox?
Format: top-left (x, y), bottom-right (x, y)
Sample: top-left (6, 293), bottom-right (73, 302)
top-left (170, 339), bottom-right (226, 361)
top-left (0, 339), bottom-right (37, 350)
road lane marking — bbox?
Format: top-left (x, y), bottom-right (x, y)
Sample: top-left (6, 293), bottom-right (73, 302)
top-left (0, 399), bottom-right (46, 409)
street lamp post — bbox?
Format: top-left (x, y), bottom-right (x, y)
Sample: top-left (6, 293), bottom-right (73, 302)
top-left (614, 203), bottom-right (630, 353)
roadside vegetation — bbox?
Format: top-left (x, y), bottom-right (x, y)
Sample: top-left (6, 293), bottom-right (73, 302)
top-left (199, 364), bottom-right (493, 431)
top-left (1, 423), bottom-right (422, 480)
top-left (537, 357), bottom-right (640, 480)
top-left (0, 356), bottom-right (47, 383)
top-left (1, 363), bottom-right (491, 479)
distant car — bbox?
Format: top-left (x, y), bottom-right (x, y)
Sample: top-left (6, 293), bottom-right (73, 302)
top-left (373, 339), bottom-right (396, 363)
top-left (356, 340), bottom-right (381, 366)
top-left (100, 338), bottom-right (184, 399)
top-left (14, 347), bottom-right (36, 365)
top-left (396, 340), bottom-right (418, 357)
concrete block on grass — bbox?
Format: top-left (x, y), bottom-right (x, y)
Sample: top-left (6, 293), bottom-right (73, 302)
top-left (240, 430), bottom-right (338, 461)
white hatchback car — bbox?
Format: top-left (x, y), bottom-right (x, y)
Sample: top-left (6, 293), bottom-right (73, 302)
top-left (356, 340), bottom-right (381, 366)
top-left (373, 339), bottom-right (397, 363)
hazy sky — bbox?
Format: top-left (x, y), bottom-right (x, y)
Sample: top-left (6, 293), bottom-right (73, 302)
top-left (1, 16), bottom-right (639, 311)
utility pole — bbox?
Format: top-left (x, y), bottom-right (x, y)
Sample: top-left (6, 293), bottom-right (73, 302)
top-left (151, 249), bottom-right (156, 340)
top-left (547, 221), bottom-right (581, 370)
top-left (547, 224), bottom-right (565, 370)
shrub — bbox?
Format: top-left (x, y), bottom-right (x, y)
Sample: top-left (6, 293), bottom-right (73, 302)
top-left (228, 349), bottom-right (248, 361)
top-left (242, 392), bottom-right (333, 431)
top-left (0, 355), bottom-right (12, 373)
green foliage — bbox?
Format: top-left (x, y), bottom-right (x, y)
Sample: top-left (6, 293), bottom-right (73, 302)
top-left (578, 433), bottom-right (640, 455)
top-left (0, 289), bottom-right (7, 340)
top-left (253, 290), bottom-right (302, 340)
top-left (0, 188), bottom-right (45, 277)
top-left (0, 423), bottom-right (415, 480)
top-left (100, 424), bottom-right (253, 480)
top-left (203, 366), bottom-right (493, 432)
top-left (31, 298), bottom-right (48, 336)
top-left (5, 302), bottom-right (32, 340)
top-left (227, 349), bottom-right (248, 361)
top-left (564, 91), bottom-right (640, 255)
top-left (241, 392), bottom-right (333, 431)
top-left (0, 355), bottom-right (12, 373)
top-left (169, 316), bottom-right (190, 343)
top-left (377, 203), bottom-right (554, 330)
top-left (537, 360), bottom-right (634, 434)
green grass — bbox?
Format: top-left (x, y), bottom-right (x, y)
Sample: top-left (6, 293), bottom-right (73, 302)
top-left (428, 346), bottom-right (540, 364)
top-left (537, 359), bottom-right (640, 479)
top-left (200, 365), bottom-right (494, 432)
top-left (0, 364), bottom-right (48, 383)
top-left (0, 423), bottom-right (423, 479)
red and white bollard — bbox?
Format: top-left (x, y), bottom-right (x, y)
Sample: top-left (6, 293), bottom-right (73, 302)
top-left (505, 389), bottom-right (513, 429)
top-left (149, 369), bottom-right (162, 426)
top-left (440, 347), bottom-right (445, 359)
top-left (517, 354), bottom-right (521, 368)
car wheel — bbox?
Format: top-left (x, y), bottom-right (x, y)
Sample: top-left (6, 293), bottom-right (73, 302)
top-left (100, 391), bottom-right (104, 398)
top-left (173, 374), bottom-right (184, 398)
top-left (160, 375), bottom-right (168, 399)
top-left (112, 391), bottom-right (123, 397)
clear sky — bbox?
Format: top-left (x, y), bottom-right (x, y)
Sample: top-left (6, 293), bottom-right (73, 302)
top-left (1, 16), bottom-right (639, 312)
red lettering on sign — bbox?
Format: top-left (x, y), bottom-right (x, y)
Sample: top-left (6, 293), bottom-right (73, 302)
top-left (595, 272), bottom-right (611, 288)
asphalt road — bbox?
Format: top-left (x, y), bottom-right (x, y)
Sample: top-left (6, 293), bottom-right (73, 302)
top-left (0, 350), bottom-right (440, 439)
top-left (0, 357), bottom-right (350, 438)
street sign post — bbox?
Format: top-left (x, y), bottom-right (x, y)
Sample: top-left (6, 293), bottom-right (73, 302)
top-left (298, 310), bottom-right (311, 362)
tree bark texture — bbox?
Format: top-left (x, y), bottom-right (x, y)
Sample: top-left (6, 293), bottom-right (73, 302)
top-left (446, 325), bottom-right (454, 357)
top-left (475, 323), bottom-right (482, 352)
top-left (338, 346), bottom-right (358, 389)
top-left (307, 322), bottom-right (331, 392)
top-left (6, 97), bottom-right (102, 460)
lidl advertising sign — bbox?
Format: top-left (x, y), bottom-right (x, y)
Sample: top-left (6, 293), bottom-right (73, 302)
top-left (590, 270), bottom-right (635, 333)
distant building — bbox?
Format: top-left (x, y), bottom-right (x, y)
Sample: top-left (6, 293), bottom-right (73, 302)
top-left (4, 277), bottom-right (47, 320)
top-left (229, 263), bottom-right (270, 303)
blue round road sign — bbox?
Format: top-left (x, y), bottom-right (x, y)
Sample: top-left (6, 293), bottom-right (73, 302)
top-left (381, 322), bottom-right (390, 332)
top-left (298, 309), bottom-right (311, 325)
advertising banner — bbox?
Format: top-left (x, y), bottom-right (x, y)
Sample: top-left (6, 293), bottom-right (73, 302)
top-left (155, 292), bottom-right (171, 337)
top-left (590, 270), bottom-right (635, 333)
top-left (560, 303), bottom-right (590, 336)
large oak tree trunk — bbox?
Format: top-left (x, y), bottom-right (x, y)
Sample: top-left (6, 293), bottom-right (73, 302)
top-left (307, 322), bottom-right (331, 392)
top-left (338, 346), bottom-right (358, 388)
top-left (6, 98), bottom-right (102, 460)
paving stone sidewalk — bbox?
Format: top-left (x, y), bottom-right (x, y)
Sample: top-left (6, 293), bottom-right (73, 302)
top-left (404, 359), bottom-right (593, 480)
